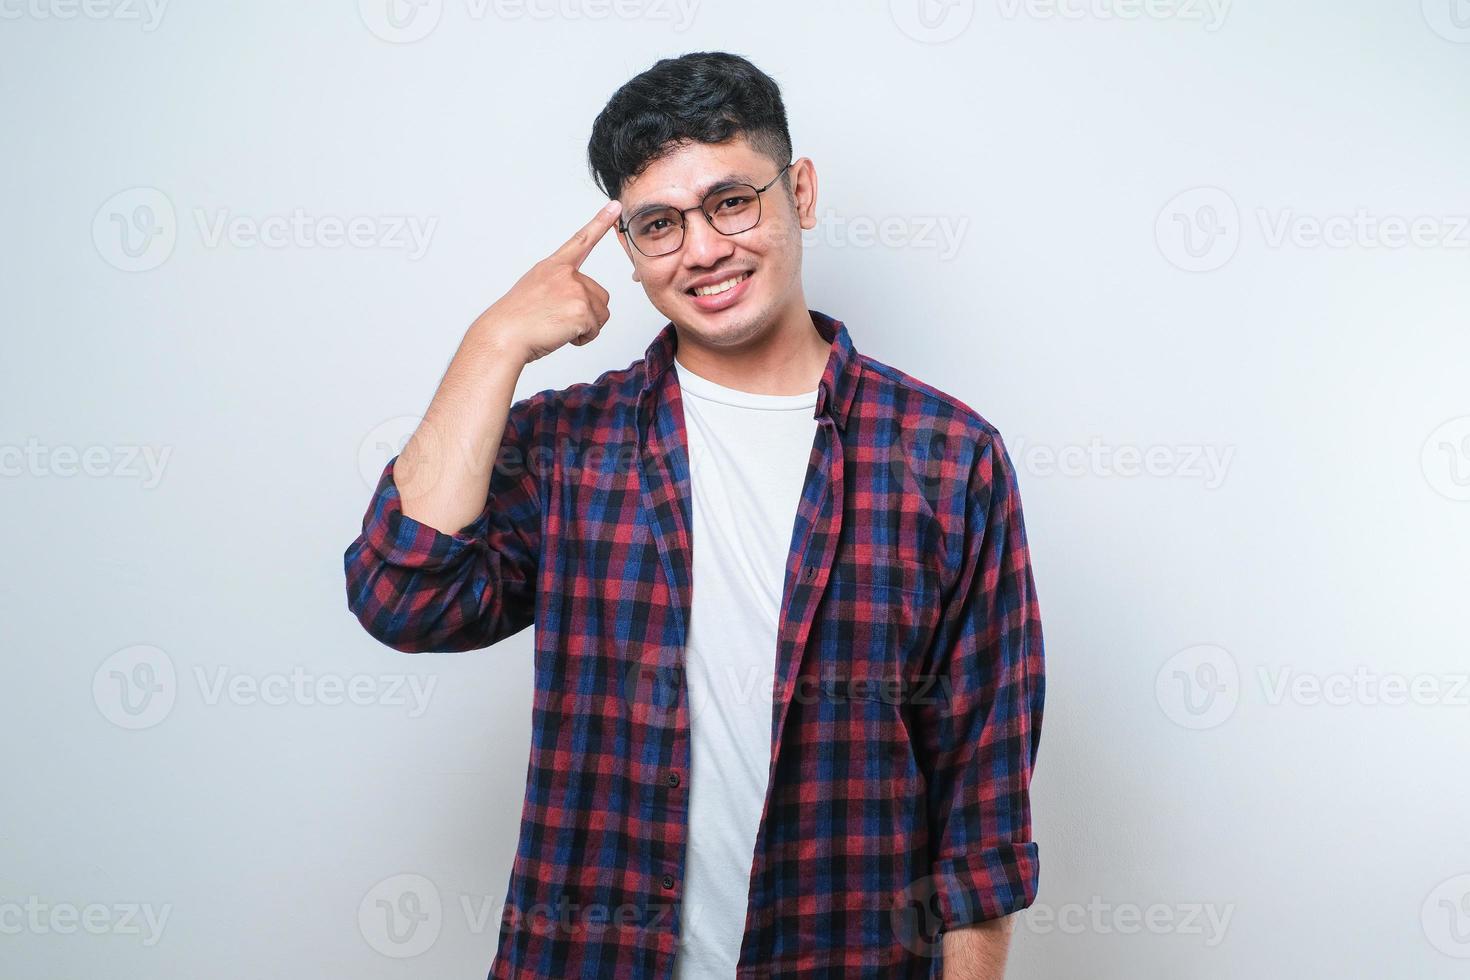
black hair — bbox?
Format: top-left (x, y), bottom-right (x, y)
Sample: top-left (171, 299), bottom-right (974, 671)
top-left (587, 51), bottom-right (793, 204)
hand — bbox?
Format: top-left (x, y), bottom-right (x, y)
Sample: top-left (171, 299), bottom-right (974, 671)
top-left (473, 200), bottom-right (623, 365)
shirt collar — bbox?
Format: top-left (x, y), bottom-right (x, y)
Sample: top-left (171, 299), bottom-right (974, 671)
top-left (639, 309), bottom-right (861, 430)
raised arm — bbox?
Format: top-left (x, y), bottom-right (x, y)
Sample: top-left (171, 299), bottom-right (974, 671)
top-left (343, 200), bottom-right (622, 652)
top-left (396, 199), bottom-right (623, 533)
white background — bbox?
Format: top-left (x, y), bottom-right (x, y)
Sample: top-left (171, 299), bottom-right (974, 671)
top-left (3, 1), bottom-right (1468, 977)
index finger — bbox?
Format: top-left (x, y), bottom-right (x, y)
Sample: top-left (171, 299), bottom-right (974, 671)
top-left (552, 199), bottom-right (623, 268)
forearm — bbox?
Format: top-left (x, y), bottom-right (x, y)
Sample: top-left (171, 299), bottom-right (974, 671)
top-left (397, 321), bottom-right (527, 534)
top-left (941, 913), bottom-right (1015, 980)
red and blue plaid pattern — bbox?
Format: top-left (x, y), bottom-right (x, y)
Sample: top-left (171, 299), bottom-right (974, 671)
top-left (344, 310), bottom-right (1045, 979)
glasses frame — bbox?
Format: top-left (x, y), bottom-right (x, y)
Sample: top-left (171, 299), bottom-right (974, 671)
top-left (617, 159), bottom-right (794, 257)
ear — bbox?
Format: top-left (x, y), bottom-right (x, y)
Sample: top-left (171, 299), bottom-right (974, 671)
top-left (792, 158), bottom-right (818, 231)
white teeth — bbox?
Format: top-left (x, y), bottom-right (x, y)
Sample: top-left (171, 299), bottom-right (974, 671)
top-left (692, 272), bottom-right (750, 297)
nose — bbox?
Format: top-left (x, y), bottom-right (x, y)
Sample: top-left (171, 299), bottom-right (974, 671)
top-left (681, 212), bottom-right (736, 268)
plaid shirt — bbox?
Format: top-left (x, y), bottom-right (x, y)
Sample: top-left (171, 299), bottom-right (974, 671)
top-left (344, 310), bottom-right (1045, 979)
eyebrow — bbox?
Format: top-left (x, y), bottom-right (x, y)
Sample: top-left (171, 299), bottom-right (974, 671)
top-left (627, 172), bottom-right (752, 218)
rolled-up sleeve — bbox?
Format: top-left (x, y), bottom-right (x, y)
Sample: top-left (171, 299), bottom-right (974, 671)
top-left (343, 392), bottom-right (548, 653)
top-left (914, 429), bottom-right (1045, 929)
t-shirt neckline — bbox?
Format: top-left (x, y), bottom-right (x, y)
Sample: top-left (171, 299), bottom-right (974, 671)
top-left (674, 358), bottom-right (819, 411)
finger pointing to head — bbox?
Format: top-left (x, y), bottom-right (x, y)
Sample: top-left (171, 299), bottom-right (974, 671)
top-left (555, 199), bottom-right (623, 268)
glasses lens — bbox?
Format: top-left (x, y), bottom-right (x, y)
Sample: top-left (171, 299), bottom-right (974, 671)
top-left (629, 207), bottom-right (683, 256)
top-left (704, 184), bottom-right (761, 235)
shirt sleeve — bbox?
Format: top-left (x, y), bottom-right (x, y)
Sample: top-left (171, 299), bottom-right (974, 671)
top-left (342, 392), bottom-right (548, 653)
top-left (913, 429), bottom-right (1045, 929)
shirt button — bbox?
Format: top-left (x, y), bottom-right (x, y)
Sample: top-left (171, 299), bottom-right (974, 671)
top-left (661, 874), bottom-right (675, 889)
top-left (666, 771), bottom-right (680, 787)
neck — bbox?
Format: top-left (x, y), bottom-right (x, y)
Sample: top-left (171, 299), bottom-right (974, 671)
top-left (672, 300), bottom-right (829, 395)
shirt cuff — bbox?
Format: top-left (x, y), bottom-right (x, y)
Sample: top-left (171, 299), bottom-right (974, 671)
top-left (359, 456), bottom-right (491, 572)
top-left (931, 842), bottom-right (1040, 930)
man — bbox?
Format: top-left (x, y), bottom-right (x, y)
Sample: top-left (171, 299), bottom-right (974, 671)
top-left (344, 51), bottom-right (1044, 980)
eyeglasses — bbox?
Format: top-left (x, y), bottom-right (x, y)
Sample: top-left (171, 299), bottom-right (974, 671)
top-left (617, 160), bottom-right (794, 257)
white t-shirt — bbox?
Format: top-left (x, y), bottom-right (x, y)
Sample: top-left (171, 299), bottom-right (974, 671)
top-left (670, 356), bottom-right (820, 979)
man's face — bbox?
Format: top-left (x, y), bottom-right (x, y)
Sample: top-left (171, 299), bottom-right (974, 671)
top-left (615, 136), bottom-right (816, 348)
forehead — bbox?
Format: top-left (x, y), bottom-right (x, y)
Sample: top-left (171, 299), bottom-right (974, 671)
top-left (622, 138), bottom-right (770, 212)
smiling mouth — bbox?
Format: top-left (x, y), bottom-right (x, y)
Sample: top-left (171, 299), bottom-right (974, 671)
top-left (687, 270), bottom-right (753, 297)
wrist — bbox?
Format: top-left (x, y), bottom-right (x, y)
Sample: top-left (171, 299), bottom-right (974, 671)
top-left (466, 317), bottom-right (530, 369)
